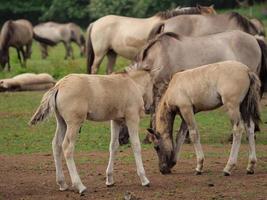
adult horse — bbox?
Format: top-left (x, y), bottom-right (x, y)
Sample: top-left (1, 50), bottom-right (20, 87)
top-left (33, 22), bottom-right (85, 59)
top-left (148, 12), bottom-right (264, 40)
top-left (147, 61), bottom-right (261, 175)
top-left (0, 19), bottom-right (33, 71)
top-left (132, 31), bottom-right (267, 169)
top-left (86, 5), bottom-right (216, 74)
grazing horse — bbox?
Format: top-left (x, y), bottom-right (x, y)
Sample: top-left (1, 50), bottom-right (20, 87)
top-left (147, 61), bottom-right (261, 175)
top-left (33, 22), bottom-right (85, 59)
top-left (29, 68), bottom-right (153, 194)
top-left (86, 5), bottom-right (216, 74)
top-left (148, 12), bottom-right (264, 40)
top-left (0, 19), bottom-right (33, 71)
top-left (130, 31), bottom-right (267, 146)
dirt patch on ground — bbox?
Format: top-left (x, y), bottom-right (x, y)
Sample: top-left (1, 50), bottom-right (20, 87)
top-left (1, 145), bottom-right (267, 200)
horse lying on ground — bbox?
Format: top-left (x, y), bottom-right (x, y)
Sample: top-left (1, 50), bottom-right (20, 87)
top-left (29, 68), bottom-right (153, 194)
top-left (147, 61), bottom-right (261, 175)
top-left (0, 19), bottom-right (33, 71)
top-left (33, 22), bottom-right (85, 59)
top-left (86, 5), bottom-right (216, 74)
top-left (0, 73), bottom-right (55, 92)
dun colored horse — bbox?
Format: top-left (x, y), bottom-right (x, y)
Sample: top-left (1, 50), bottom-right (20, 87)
top-left (29, 68), bottom-right (153, 194)
top-left (33, 22), bottom-right (85, 59)
top-left (86, 5), bottom-right (216, 74)
top-left (147, 61), bottom-right (261, 175)
top-left (0, 19), bottom-right (33, 71)
top-left (148, 12), bottom-right (264, 40)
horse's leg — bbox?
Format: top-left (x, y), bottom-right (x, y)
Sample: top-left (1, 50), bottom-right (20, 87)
top-left (106, 120), bottom-right (120, 186)
top-left (7, 51), bottom-right (11, 72)
top-left (246, 119), bottom-right (257, 174)
top-left (52, 111), bottom-right (68, 191)
top-left (62, 122), bottom-right (86, 194)
top-left (16, 48), bottom-right (22, 66)
top-left (20, 47), bottom-right (27, 67)
top-left (223, 103), bottom-right (245, 176)
top-left (26, 41), bottom-right (32, 59)
top-left (126, 116), bottom-right (150, 186)
top-left (63, 42), bottom-right (69, 59)
top-left (91, 54), bottom-right (105, 74)
top-left (180, 106), bottom-right (204, 174)
top-left (106, 50), bottom-right (117, 74)
top-left (40, 43), bottom-right (48, 59)
top-left (174, 119), bottom-right (188, 162)
top-left (69, 43), bottom-right (74, 59)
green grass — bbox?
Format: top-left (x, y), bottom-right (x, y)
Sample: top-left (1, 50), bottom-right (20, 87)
top-left (0, 3), bottom-right (267, 155)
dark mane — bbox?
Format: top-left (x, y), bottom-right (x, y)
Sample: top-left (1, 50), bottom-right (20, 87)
top-left (229, 12), bottom-right (258, 34)
top-left (136, 32), bottom-right (180, 62)
top-left (156, 7), bottom-right (201, 20)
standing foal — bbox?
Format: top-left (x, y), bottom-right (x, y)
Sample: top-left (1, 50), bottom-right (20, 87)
top-left (29, 68), bottom-right (153, 194)
top-left (148, 61), bottom-right (261, 175)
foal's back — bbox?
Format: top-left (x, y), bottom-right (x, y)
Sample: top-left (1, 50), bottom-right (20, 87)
top-left (165, 61), bottom-right (250, 111)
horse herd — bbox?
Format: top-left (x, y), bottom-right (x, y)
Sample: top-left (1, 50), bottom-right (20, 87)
top-left (3, 5), bottom-right (267, 195)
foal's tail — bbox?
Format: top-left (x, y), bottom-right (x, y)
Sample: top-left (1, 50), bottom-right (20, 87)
top-left (29, 86), bottom-right (59, 125)
top-left (240, 72), bottom-right (261, 128)
top-left (86, 23), bottom-right (94, 74)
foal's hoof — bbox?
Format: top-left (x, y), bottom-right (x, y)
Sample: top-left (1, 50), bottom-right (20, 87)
top-left (195, 171), bottom-right (202, 175)
top-left (246, 170), bottom-right (255, 175)
top-left (106, 182), bottom-right (115, 187)
top-left (223, 171), bottom-right (231, 176)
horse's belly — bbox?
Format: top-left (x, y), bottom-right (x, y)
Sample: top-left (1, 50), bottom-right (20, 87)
top-left (86, 105), bottom-right (124, 121)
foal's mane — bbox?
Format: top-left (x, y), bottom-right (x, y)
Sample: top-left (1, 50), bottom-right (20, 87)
top-left (229, 12), bottom-right (258, 34)
top-left (136, 32), bottom-right (180, 62)
top-left (156, 7), bottom-right (201, 20)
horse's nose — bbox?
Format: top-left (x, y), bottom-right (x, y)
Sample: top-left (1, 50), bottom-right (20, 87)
top-left (160, 164), bottom-right (172, 174)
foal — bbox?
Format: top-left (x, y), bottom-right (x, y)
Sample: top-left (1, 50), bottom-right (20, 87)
top-left (29, 68), bottom-right (152, 194)
top-left (148, 61), bottom-right (261, 176)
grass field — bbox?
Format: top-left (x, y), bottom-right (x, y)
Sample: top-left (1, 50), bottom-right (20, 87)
top-left (2, 4), bottom-right (267, 200)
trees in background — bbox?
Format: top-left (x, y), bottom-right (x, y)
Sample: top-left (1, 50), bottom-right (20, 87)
top-left (0, 0), bottom-right (265, 27)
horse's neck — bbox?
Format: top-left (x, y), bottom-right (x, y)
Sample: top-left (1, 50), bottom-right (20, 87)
top-left (156, 99), bottom-right (175, 137)
top-left (128, 70), bottom-right (150, 95)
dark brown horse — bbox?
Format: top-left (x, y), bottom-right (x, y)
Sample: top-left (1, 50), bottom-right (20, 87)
top-left (0, 19), bottom-right (33, 71)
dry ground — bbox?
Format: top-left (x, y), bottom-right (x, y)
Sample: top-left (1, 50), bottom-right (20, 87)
top-left (1, 145), bottom-right (267, 200)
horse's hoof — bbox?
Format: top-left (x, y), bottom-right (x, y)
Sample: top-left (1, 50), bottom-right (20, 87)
top-left (142, 182), bottom-right (150, 187)
top-left (79, 187), bottom-right (87, 195)
top-left (195, 171), bottom-right (202, 175)
top-left (247, 170), bottom-right (254, 175)
top-left (59, 183), bottom-right (69, 191)
top-left (223, 171), bottom-right (231, 176)
top-left (106, 182), bottom-right (115, 187)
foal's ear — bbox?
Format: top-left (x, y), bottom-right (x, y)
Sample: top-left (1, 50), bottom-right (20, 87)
top-left (146, 128), bottom-right (159, 144)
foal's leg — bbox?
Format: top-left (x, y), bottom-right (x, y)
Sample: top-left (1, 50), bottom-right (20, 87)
top-left (174, 119), bottom-right (188, 162)
top-left (223, 105), bottom-right (245, 176)
top-left (246, 119), bottom-right (257, 174)
top-left (126, 116), bottom-right (150, 186)
top-left (106, 120), bottom-right (120, 186)
top-left (52, 112), bottom-right (68, 191)
top-left (180, 106), bottom-right (204, 174)
top-left (106, 50), bottom-right (117, 74)
top-left (40, 43), bottom-right (48, 59)
top-left (62, 122), bottom-right (86, 194)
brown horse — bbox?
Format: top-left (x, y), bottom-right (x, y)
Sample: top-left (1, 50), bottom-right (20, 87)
top-left (33, 22), bottom-right (85, 59)
top-left (128, 31), bottom-right (267, 146)
top-left (0, 19), bottom-right (33, 71)
top-left (148, 12), bottom-right (264, 40)
top-left (86, 5), bottom-right (216, 74)
top-left (147, 61), bottom-right (261, 175)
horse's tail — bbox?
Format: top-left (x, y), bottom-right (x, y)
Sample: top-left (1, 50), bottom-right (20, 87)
top-left (86, 23), bottom-right (94, 74)
top-left (256, 38), bottom-right (267, 97)
top-left (148, 22), bottom-right (165, 41)
top-left (29, 85), bottom-right (59, 125)
top-left (240, 71), bottom-right (261, 129)
top-left (33, 32), bottom-right (57, 46)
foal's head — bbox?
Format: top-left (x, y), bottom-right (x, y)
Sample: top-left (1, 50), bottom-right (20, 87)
top-left (147, 128), bottom-right (176, 174)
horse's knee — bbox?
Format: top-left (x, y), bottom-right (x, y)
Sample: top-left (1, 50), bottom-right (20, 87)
top-left (189, 130), bottom-right (198, 143)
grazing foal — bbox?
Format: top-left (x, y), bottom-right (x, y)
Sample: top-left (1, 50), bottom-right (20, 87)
top-left (29, 68), bottom-right (153, 194)
top-left (148, 61), bottom-right (261, 176)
